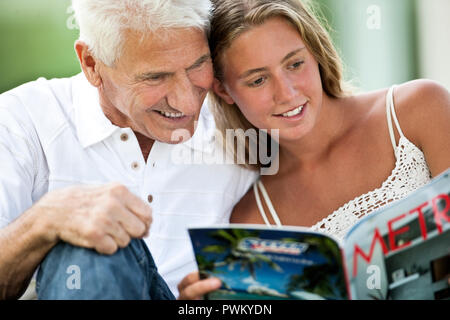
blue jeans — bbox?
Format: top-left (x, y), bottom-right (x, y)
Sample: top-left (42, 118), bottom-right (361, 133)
top-left (36, 239), bottom-right (176, 300)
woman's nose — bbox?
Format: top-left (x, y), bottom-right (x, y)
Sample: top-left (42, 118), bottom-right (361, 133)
top-left (274, 74), bottom-right (297, 105)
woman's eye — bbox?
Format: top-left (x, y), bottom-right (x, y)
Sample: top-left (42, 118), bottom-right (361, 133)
top-left (289, 61), bottom-right (304, 70)
top-left (248, 77), bottom-right (266, 87)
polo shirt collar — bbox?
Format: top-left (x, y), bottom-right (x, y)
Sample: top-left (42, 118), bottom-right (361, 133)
top-left (73, 73), bottom-right (119, 148)
top-left (72, 72), bottom-right (214, 154)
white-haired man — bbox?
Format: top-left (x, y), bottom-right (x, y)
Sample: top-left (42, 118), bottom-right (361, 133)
top-left (0, 0), bottom-right (256, 299)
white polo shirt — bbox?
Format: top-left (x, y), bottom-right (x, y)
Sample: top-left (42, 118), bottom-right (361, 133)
top-left (0, 73), bottom-right (258, 296)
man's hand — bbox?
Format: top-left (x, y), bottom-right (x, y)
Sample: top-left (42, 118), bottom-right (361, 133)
top-left (35, 182), bottom-right (152, 255)
top-left (177, 272), bottom-right (222, 300)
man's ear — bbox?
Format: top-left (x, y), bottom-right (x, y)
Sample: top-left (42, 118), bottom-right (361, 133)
top-left (75, 40), bottom-right (102, 88)
top-left (212, 78), bottom-right (235, 105)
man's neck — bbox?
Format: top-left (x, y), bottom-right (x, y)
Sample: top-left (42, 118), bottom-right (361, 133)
top-left (98, 93), bottom-right (155, 162)
top-left (134, 131), bottom-right (155, 162)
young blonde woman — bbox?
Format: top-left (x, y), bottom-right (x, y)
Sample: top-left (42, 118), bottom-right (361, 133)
top-left (178, 0), bottom-right (450, 299)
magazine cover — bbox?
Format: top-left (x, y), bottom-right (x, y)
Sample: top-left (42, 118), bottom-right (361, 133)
top-left (343, 169), bottom-right (450, 300)
top-left (189, 168), bottom-right (450, 300)
top-left (189, 225), bottom-right (349, 300)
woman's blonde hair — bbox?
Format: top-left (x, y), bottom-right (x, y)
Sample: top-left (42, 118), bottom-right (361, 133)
top-left (208, 0), bottom-right (352, 170)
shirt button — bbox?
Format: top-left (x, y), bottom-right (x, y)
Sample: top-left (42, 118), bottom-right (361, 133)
top-left (120, 133), bottom-right (129, 142)
top-left (131, 162), bottom-right (140, 170)
top-left (147, 194), bottom-right (153, 203)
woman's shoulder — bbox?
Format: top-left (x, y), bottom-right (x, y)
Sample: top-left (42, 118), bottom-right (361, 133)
top-left (393, 79), bottom-right (449, 113)
top-left (351, 79), bottom-right (448, 113)
top-left (396, 80), bottom-right (450, 175)
top-left (350, 80), bottom-right (449, 147)
top-left (390, 80), bottom-right (449, 148)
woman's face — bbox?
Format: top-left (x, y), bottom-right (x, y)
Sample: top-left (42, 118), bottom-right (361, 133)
top-left (215, 17), bottom-right (324, 142)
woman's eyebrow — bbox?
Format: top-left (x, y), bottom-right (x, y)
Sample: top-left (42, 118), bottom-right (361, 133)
top-left (239, 67), bottom-right (267, 80)
top-left (281, 47), bottom-right (306, 63)
top-left (239, 47), bottom-right (306, 80)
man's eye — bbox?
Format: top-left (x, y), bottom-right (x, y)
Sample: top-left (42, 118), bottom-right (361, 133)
top-left (148, 75), bottom-right (164, 81)
top-left (143, 74), bottom-right (168, 84)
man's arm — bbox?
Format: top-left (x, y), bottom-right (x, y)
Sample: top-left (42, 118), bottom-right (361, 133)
top-left (0, 102), bottom-right (51, 299)
top-left (0, 102), bottom-right (153, 299)
top-left (0, 207), bottom-right (56, 299)
top-left (0, 182), bottom-right (155, 300)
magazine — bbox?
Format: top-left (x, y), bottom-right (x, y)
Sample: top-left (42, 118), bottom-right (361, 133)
top-left (188, 168), bottom-right (450, 300)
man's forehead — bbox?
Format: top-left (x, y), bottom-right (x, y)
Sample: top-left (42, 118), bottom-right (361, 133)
top-left (119, 27), bottom-right (209, 69)
top-left (125, 27), bottom-right (207, 53)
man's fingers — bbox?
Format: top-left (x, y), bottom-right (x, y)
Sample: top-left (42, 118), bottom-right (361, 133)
top-left (115, 186), bottom-right (153, 229)
top-left (105, 220), bottom-right (132, 248)
top-left (94, 234), bottom-right (118, 255)
top-left (44, 183), bottom-right (151, 256)
top-left (112, 205), bottom-right (147, 238)
top-left (119, 217), bottom-right (147, 238)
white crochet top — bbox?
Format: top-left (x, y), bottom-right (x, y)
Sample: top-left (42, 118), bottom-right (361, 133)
top-left (254, 85), bottom-right (432, 239)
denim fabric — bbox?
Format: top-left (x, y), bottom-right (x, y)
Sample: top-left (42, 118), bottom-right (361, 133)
top-left (36, 239), bottom-right (176, 300)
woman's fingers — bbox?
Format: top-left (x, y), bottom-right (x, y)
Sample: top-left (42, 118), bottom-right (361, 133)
top-left (178, 272), bottom-right (222, 300)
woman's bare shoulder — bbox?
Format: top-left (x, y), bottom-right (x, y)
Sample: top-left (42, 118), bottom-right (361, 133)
top-left (390, 80), bottom-right (449, 147)
top-left (349, 80), bottom-right (449, 144)
top-left (396, 80), bottom-right (450, 175)
top-left (394, 79), bottom-right (449, 110)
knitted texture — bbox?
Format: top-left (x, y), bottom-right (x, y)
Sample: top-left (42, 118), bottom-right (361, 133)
top-left (310, 136), bottom-right (431, 239)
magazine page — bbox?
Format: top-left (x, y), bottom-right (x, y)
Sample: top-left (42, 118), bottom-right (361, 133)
top-left (342, 168), bottom-right (450, 300)
top-left (188, 224), bottom-right (349, 300)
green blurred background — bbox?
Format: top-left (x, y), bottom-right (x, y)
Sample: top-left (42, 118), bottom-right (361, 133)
top-left (0, 0), bottom-right (449, 94)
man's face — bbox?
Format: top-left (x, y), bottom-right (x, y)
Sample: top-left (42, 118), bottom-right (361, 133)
top-left (98, 27), bottom-right (213, 144)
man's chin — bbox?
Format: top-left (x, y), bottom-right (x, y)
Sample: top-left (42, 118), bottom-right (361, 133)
top-left (148, 126), bottom-right (196, 145)
top-left (167, 128), bottom-right (195, 144)
top-left (140, 113), bottom-right (200, 144)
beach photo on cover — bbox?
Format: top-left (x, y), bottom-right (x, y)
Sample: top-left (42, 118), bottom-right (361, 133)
top-left (190, 227), bottom-right (348, 300)
top-left (0, 0), bottom-right (449, 301)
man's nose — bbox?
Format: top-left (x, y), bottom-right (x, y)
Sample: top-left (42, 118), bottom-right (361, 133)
top-left (167, 72), bottom-right (201, 115)
top-left (274, 73), bottom-right (297, 105)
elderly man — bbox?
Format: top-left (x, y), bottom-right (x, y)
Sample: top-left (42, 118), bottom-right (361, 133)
top-left (0, 0), bottom-right (256, 299)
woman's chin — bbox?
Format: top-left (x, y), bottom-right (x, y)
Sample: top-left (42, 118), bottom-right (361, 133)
top-left (275, 126), bottom-right (311, 144)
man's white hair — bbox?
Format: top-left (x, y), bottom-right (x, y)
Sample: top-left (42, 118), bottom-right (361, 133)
top-left (72, 0), bottom-right (212, 67)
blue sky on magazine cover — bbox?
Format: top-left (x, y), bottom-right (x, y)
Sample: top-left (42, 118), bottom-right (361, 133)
top-left (191, 228), bottom-right (346, 298)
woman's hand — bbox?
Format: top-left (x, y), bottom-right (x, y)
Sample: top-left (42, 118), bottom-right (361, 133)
top-left (177, 271), bottom-right (222, 300)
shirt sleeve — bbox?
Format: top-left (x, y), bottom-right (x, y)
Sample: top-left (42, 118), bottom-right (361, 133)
top-left (234, 166), bottom-right (259, 204)
top-left (0, 93), bottom-right (47, 229)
